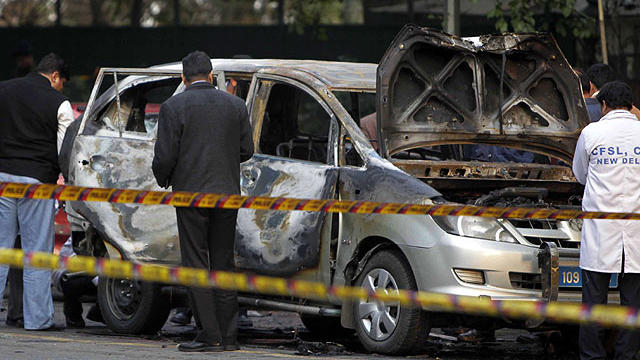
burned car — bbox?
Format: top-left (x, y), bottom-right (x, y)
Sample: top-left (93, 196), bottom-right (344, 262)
top-left (62, 26), bottom-right (594, 354)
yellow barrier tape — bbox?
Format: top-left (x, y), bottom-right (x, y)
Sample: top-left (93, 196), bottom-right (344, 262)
top-left (0, 249), bottom-right (638, 329)
top-left (4, 181), bottom-right (640, 220)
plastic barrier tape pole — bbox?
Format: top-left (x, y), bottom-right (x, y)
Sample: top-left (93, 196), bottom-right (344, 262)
top-left (1, 249), bottom-right (639, 329)
top-left (1, 181), bottom-right (639, 220)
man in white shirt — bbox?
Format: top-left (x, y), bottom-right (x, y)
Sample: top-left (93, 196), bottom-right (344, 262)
top-left (0, 53), bottom-right (73, 330)
top-left (572, 81), bottom-right (640, 359)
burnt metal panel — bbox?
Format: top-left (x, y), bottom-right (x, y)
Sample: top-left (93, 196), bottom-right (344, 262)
top-left (235, 154), bottom-right (338, 276)
top-left (339, 156), bottom-right (441, 204)
top-left (68, 135), bottom-right (180, 263)
top-left (392, 159), bottom-right (575, 181)
top-left (150, 59), bottom-right (378, 91)
top-left (377, 25), bottom-right (589, 163)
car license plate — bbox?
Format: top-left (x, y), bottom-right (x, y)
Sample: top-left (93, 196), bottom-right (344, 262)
top-left (559, 266), bottom-right (618, 288)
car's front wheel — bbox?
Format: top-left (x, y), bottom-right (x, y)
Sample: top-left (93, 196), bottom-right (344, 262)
top-left (352, 249), bottom-right (430, 355)
top-left (97, 276), bottom-right (170, 334)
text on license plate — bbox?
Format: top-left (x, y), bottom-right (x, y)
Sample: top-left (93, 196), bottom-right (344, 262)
top-left (559, 266), bottom-right (618, 288)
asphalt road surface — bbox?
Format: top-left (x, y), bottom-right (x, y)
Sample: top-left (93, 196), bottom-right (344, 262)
top-left (0, 300), bottom-right (583, 359)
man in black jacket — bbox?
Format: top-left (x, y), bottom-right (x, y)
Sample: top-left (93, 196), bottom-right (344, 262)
top-left (0, 53), bottom-right (72, 330)
top-left (152, 51), bottom-right (253, 352)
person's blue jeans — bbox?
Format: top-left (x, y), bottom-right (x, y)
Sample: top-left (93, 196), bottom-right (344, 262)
top-left (0, 172), bottom-right (55, 329)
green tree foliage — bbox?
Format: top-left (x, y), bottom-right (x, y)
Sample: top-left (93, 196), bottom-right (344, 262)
top-left (487, 0), bottom-right (596, 39)
top-left (0, 0), bottom-right (55, 26)
top-left (0, 0), bottom-right (351, 27)
top-left (287, 0), bottom-right (344, 39)
top-left (287, 0), bottom-right (343, 28)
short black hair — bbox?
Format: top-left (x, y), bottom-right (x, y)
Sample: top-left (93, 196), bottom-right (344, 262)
top-left (36, 53), bottom-right (69, 80)
top-left (574, 69), bottom-right (591, 93)
top-left (587, 63), bottom-right (616, 90)
top-left (596, 81), bottom-right (633, 110)
top-left (182, 51), bottom-right (212, 81)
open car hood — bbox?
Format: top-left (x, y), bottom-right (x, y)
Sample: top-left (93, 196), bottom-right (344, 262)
top-left (377, 25), bottom-right (589, 163)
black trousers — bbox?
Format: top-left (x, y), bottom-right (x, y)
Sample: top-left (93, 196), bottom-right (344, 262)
top-left (7, 237), bottom-right (23, 324)
top-left (579, 269), bottom-right (640, 360)
top-left (176, 207), bottom-right (239, 346)
top-left (61, 275), bottom-right (97, 322)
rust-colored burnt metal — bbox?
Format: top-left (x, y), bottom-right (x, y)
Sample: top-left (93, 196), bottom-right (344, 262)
top-left (392, 159), bottom-right (575, 181)
top-left (377, 25), bottom-right (590, 164)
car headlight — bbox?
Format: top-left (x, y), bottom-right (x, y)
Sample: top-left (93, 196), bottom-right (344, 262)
top-left (432, 216), bottom-right (518, 243)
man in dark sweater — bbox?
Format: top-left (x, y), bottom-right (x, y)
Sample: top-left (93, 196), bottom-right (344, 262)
top-left (575, 69), bottom-right (601, 122)
top-left (0, 53), bottom-right (73, 330)
top-left (152, 51), bottom-right (253, 352)
top-left (587, 63), bottom-right (640, 120)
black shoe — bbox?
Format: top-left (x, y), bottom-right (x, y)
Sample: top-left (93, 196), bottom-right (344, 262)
top-left (26, 324), bottom-right (65, 331)
top-left (223, 344), bottom-right (240, 351)
top-left (86, 305), bottom-right (104, 324)
top-left (6, 318), bottom-right (24, 328)
top-left (177, 341), bottom-right (223, 352)
top-left (170, 311), bottom-right (192, 326)
top-left (65, 318), bottom-right (85, 329)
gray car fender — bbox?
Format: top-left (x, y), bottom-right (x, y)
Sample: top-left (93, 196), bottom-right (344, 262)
top-left (340, 242), bottom-right (392, 329)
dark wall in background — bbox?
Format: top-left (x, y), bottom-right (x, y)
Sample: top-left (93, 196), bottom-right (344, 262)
top-left (1, 24), bottom-right (576, 101)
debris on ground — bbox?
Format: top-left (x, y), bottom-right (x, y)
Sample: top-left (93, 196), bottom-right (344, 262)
top-left (295, 340), bottom-right (351, 356)
top-left (247, 310), bottom-right (271, 317)
top-left (456, 329), bottom-right (496, 343)
top-left (516, 333), bottom-right (538, 344)
top-left (429, 332), bottom-right (458, 342)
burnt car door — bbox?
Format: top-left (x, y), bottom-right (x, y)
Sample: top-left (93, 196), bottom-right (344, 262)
top-left (235, 74), bottom-right (339, 277)
top-left (68, 69), bottom-right (199, 263)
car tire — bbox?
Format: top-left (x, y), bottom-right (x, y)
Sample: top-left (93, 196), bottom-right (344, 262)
top-left (352, 249), bottom-right (430, 355)
top-left (97, 276), bottom-right (170, 334)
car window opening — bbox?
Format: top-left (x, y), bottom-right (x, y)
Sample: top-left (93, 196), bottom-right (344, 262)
top-left (259, 82), bottom-right (330, 164)
top-left (88, 77), bottom-right (181, 137)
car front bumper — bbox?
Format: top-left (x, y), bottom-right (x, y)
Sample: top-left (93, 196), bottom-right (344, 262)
top-left (398, 236), bottom-right (620, 306)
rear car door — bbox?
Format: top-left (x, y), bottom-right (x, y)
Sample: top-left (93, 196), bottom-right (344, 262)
top-left (68, 69), bottom-right (190, 262)
top-left (236, 74), bottom-right (339, 277)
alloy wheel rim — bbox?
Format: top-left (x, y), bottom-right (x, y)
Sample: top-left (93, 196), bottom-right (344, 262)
top-left (357, 268), bottom-right (400, 341)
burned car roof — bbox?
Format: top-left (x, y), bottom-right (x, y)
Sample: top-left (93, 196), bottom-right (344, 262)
top-left (153, 59), bottom-right (377, 91)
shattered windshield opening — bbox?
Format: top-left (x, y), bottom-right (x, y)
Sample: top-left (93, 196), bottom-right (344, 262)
top-left (333, 91), bottom-right (376, 126)
top-left (333, 90), bottom-right (378, 150)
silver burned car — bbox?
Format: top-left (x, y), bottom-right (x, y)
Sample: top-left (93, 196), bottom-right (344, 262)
top-left (62, 26), bottom-right (592, 354)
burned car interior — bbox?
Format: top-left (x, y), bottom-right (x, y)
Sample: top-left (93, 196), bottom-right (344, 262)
top-left (85, 77), bottom-right (181, 138)
top-left (259, 82), bottom-right (331, 163)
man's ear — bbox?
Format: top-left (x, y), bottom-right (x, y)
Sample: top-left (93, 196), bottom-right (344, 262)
top-left (181, 74), bottom-right (189, 86)
top-left (589, 82), bottom-right (597, 97)
top-left (51, 71), bottom-right (60, 83)
top-left (207, 71), bottom-right (214, 84)
top-left (601, 100), bottom-right (609, 115)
